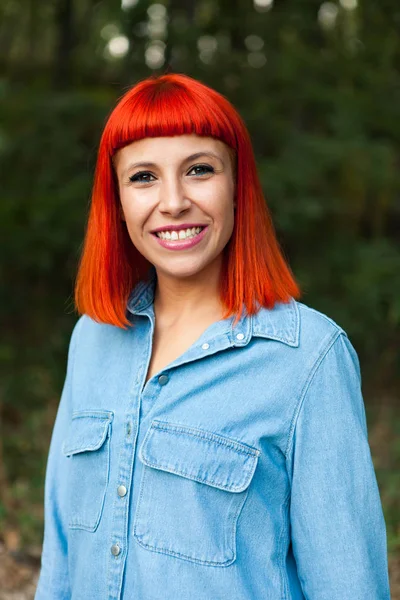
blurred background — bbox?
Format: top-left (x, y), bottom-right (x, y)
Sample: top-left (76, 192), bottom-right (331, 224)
top-left (0, 0), bottom-right (399, 596)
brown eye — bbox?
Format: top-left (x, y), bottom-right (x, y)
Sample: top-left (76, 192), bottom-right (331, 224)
top-left (129, 171), bottom-right (156, 183)
top-left (188, 164), bottom-right (215, 176)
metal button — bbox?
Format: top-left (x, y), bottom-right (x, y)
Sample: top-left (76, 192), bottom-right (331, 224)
top-left (111, 543), bottom-right (121, 556)
top-left (158, 374), bottom-right (169, 386)
top-left (201, 343), bottom-right (210, 350)
top-left (117, 485), bottom-right (127, 497)
top-left (236, 333), bottom-right (244, 340)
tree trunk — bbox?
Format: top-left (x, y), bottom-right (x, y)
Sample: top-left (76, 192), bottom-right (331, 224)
top-left (53, 0), bottom-right (75, 88)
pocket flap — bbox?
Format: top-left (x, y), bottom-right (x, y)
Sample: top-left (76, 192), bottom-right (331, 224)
top-left (62, 410), bottom-right (113, 456)
top-left (139, 420), bottom-right (260, 493)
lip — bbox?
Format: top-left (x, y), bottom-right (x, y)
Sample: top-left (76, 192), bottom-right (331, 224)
top-left (151, 225), bottom-right (209, 251)
top-left (150, 223), bottom-right (208, 233)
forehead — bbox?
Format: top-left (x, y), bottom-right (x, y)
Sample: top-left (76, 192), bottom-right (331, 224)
top-left (114, 134), bottom-right (229, 170)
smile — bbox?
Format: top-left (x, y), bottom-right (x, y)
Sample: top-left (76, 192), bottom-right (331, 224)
top-left (156, 226), bottom-right (204, 240)
top-left (151, 226), bottom-right (208, 250)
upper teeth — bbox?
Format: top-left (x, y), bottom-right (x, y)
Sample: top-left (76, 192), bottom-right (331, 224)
top-left (156, 226), bottom-right (204, 240)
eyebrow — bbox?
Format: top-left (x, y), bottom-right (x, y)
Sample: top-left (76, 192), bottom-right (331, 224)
top-left (121, 151), bottom-right (224, 178)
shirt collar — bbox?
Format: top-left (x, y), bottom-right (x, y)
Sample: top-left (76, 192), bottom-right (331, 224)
top-left (126, 267), bottom-right (299, 348)
top-left (126, 266), bottom-right (157, 314)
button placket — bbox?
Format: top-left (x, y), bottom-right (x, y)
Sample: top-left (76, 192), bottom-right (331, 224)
top-left (107, 314), bottom-right (155, 599)
top-left (117, 485), bottom-right (127, 497)
top-left (106, 408), bottom-right (137, 597)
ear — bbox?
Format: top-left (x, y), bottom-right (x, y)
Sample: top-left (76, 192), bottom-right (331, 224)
top-left (119, 203), bottom-right (126, 222)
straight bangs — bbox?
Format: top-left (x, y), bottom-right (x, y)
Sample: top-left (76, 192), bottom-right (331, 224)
top-left (75, 73), bottom-right (301, 329)
top-left (104, 77), bottom-right (238, 158)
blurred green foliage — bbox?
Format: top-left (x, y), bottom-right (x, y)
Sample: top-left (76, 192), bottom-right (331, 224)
top-left (0, 0), bottom-right (399, 561)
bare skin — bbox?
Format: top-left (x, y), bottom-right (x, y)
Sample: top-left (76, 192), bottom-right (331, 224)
top-left (144, 254), bottom-right (225, 382)
top-left (145, 315), bottom-right (221, 383)
top-left (114, 134), bottom-right (236, 384)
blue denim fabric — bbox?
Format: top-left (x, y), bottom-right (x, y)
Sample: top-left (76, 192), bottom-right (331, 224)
top-left (35, 271), bottom-right (390, 600)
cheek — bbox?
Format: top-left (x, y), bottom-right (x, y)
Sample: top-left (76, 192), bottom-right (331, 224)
top-left (209, 191), bottom-right (235, 227)
top-left (219, 194), bottom-right (235, 239)
top-left (120, 192), bottom-right (151, 231)
top-left (201, 180), bottom-right (235, 215)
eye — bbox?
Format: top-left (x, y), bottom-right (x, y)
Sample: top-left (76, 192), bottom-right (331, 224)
top-left (187, 164), bottom-right (215, 177)
top-left (129, 171), bottom-right (156, 184)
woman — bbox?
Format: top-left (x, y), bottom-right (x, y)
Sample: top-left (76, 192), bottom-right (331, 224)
top-left (35, 73), bottom-right (390, 599)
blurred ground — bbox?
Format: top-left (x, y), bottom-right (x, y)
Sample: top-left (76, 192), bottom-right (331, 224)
top-left (0, 544), bottom-right (39, 600)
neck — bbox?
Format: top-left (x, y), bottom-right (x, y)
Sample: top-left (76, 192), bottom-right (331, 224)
top-left (153, 258), bottom-right (224, 327)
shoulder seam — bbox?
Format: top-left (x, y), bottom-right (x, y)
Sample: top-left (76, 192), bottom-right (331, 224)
top-left (285, 329), bottom-right (344, 459)
top-left (296, 302), bottom-right (347, 336)
top-left (70, 315), bottom-right (85, 391)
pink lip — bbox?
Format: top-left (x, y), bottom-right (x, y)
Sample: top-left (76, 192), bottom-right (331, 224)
top-left (151, 226), bottom-right (209, 251)
top-left (151, 223), bottom-right (208, 233)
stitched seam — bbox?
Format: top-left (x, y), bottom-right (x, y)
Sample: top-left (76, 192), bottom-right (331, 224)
top-left (296, 302), bottom-right (346, 335)
top-left (127, 275), bottom-right (155, 312)
top-left (151, 421), bottom-right (260, 456)
top-left (71, 411), bottom-right (113, 420)
top-left (63, 414), bottom-right (112, 455)
top-left (135, 493), bottom-right (247, 565)
top-left (285, 330), bottom-right (342, 459)
top-left (63, 439), bottom-right (107, 454)
top-left (165, 328), bottom-right (237, 363)
top-left (277, 491), bottom-right (291, 600)
top-left (251, 299), bottom-right (299, 345)
top-left (140, 460), bottom-right (255, 492)
top-left (68, 315), bottom-right (85, 402)
top-left (133, 464), bottom-right (246, 566)
top-left (251, 333), bottom-right (296, 344)
top-left (68, 427), bottom-right (111, 531)
top-left (191, 330), bottom-right (236, 351)
top-left (133, 535), bottom-right (236, 566)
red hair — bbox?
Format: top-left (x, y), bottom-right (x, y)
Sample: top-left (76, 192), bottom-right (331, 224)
top-left (75, 73), bottom-right (301, 328)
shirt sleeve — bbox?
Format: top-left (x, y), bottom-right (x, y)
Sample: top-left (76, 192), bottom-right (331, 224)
top-left (34, 317), bottom-right (83, 600)
top-left (286, 331), bottom-right (391, 600)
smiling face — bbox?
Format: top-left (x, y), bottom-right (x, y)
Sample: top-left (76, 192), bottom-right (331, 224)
top-left (113, 134), bottom-right (236, 281)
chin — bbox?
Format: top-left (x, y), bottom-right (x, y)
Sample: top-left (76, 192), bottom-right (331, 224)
top-left (156, 266), bottom-right (205, 280)
top-left (153, 257), bottom-right (217, 280)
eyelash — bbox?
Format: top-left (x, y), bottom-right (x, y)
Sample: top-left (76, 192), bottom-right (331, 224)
top-left (128, 164), bottom-right (215, 184)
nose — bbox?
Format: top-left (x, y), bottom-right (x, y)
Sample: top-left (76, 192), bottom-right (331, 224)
top-left (158, 174), bottom-right (191, 217)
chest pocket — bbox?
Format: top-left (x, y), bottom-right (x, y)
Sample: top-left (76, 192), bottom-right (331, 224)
top-left (62, 410), bottom-right (113, 532)
top-left (133, 420), bottom-right (260, 566)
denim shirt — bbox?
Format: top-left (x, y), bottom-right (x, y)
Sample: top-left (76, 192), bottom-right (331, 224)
top-left (35, 273), bottom-right (390, 600)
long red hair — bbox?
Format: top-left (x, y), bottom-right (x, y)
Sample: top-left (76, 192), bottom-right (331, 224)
top-left (75, 73), bottom-right (301, 328)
